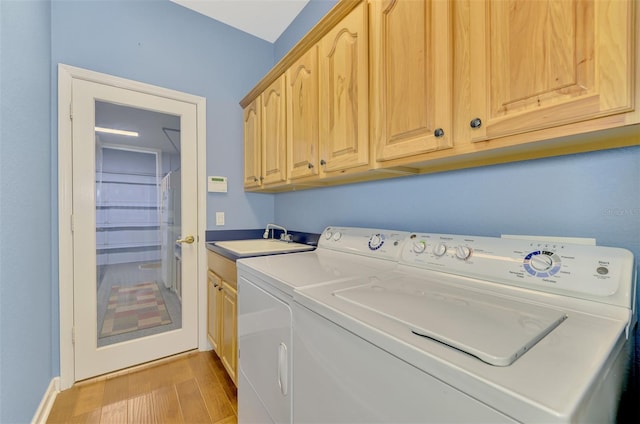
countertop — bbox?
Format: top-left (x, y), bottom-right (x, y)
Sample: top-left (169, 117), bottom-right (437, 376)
top-left (205, 228), bottom-right (319, 261)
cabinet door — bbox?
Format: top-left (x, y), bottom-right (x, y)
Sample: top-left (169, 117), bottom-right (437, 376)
top-left (243, 98), bottom-right (261, 188)
top-left (206, 270), bottom-right (222, 353)
top-left (221, 280), bottom-right (238, 384)
top-left (261, 76), bottom-right (287, 186)
top-left (371, 0), bottom-right (453, 162)
top-left (319, 1), bottom-right (369, 173)
top-left (287, 46), bottom-right (319, 180)
top-left (468, 0), bottom-right (634, 142)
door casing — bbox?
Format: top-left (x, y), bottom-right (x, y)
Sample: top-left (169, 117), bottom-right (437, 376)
top-left (57, 64), bottom-right (208, 389)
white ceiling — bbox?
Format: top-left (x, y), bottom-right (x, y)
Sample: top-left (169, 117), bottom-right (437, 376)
top-left (170, 0), bottom-right (310, 43)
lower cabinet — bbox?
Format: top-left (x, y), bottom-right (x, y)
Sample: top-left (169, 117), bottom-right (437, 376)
top-left (207, 250), bottom-right (238, 385)
top-left (220, 281), bottom-right (237, 382)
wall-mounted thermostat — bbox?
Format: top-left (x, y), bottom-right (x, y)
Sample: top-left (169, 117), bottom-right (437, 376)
top-left (208, 176), bottom-right (228, 193)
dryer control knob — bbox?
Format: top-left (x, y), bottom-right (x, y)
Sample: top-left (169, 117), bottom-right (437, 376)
top-left (324, 231), bottom-right (333, 240)
top-left (455, 246), bottom-right (471, 260)
top-left (332, 231), bottom-right (342, 241)
top-left (433, 243), bottom-right (447, 257)
top-left (413, 241), bottom-right (426, 253)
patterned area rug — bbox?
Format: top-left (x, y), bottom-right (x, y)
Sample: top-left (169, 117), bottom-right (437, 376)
top-left (100, 281), bottom-right (172, 338)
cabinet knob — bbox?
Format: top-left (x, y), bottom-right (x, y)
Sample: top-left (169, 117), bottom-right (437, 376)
top-left (470, 118), bottom-right (482, 129)
top-left (218, 286), bottom-right (223, 291)
top-left (434, 128), bottom-right (444, 138)
top-left (253, 177), bottom-right (258, 182)
top-left (308, 163), bottom-right (314, 169)
top-left (320, 159), bottom-right (326, 166)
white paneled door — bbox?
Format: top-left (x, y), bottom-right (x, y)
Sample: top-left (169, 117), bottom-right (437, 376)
top-left (60, 67), bottom-right (205, 383)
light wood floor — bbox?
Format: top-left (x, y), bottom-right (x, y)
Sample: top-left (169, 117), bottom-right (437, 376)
top-left (47, 350), bottom-right (237, 424)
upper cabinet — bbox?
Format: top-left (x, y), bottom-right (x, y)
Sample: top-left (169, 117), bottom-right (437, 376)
top-left (286, 47), bottom-right (320, 180)
top-left (243, 98), bottom-right (261, 189)
top-left (261, 76), bottom-right (287, 186)
top-left (240, 0), bottom-right (638, 192)
top-left (243, 76), bottom-right (287, 190)
top-left (466, 0), bottom-right (635, 142)
top-left (318, 1), bottom-right (370, 174)
top-left (370, 0), bottom-right (453, 163)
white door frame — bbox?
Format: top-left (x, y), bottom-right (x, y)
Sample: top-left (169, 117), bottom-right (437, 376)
top-left (58, 64), bottom-right (208, 389)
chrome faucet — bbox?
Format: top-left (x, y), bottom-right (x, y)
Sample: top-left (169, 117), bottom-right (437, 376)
top-left (263, 223), bottom-right (291, 242)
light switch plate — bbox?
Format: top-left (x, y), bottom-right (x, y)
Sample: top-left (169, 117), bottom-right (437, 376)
top-left (215, 212), bottom-right (225, 226)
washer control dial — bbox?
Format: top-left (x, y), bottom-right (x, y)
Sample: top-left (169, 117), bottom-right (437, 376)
top-left (332, 231), bottom-right (342, 241)
top-left (368, 233), bottom-right (385, 250)
top-left (530, 254), bottom-right (553, 271)
top-left (523, 250), bottom-right (562, 277)
top-left (455, 245), bottom-right (472, 260)
top-left (433, 243), bottom-right (447, 257)
top-left (324, 230), bottom-right (333, 240)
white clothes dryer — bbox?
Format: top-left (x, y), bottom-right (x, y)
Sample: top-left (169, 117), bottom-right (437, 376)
top-left (236, 226), bottom-right (409, 424)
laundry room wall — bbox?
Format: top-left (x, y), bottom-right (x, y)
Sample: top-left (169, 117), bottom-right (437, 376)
top-left (0, 1), bottom-right (53, 421)
top-left (50, 0), bottom-right (281, 371)
top-left (51, 0), bottom-right (276, 234)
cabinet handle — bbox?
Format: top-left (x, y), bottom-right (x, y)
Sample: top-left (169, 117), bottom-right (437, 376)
top-left (470, 118), bottom-right (482, 129)
top-left (320, 159), bottom-right (326, 166)
top-left (308, 162), bottom-right (314, 169)
top-left (434, 128), bottom-right (444, 138)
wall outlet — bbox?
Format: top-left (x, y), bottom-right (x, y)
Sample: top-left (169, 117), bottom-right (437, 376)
top-left (215, 212), bottom-right (225, 226)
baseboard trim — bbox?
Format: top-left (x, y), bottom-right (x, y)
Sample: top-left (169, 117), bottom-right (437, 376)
top-left (31, 377), bottom-right (59, 424)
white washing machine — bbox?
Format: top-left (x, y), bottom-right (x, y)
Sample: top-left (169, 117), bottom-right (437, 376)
top-left (293, 232), bottom-right (636, 423)
top-left (236, 226), bottom-right (409, 424)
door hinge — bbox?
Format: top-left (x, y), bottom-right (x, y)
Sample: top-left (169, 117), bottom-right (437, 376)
top-left (69, 103), bottom-right (73, 121)
top-left (70, 214), bottom-right (74, 232)
top-left (72, 327), bottom-right (75, 345)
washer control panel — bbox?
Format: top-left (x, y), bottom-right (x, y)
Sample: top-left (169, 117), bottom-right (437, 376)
top-left (401, 233), bottom-right (635, 309)
top-left (320, 227), bottom-right (409, 261)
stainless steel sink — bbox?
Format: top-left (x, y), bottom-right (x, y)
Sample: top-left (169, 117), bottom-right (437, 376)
top-left (214, 239), bottom-right (314, 257)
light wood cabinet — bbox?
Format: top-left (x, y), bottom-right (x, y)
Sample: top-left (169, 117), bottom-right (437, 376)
top-left (206, 250), bottom-right (237, 385)
top-left (261, 76), bottom-right (287, 186)
top-left (318, 1), bottom-right (369, 174)
top-left (220, 281), bottom-right (237, 383)
top-left (370, 0), bottom-right (453, 163)
top-left (243, 98), bottom-right (261, 189)
top-left (466, 0), bottom-right (635, 143)
top-left (286, 46), bottom-right (320, 180)
top-left (240, 0), bottom-right (637, 192)
top-left (244, 76), bottom-right (288, 190)
top-left (206, 270), bottom-right (222, 353)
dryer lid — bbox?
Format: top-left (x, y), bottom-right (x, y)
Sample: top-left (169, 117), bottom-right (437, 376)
top-left (333, 276), bottom-right (567, 366)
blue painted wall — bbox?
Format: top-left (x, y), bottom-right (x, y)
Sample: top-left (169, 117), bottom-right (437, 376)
top-left (0, 0), bottom-right (53, 421)
top-left (1, 0), bottom-right (278, 421)
top-left (51, 0), bottom-right (276, 233)
top-left (274, 0), bottom-right (338, 61)
top-left (50, 0), bottom-right (277, 372)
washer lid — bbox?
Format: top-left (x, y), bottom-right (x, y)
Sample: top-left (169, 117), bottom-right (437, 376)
top-left (333, 276), bottom-right (567, 366)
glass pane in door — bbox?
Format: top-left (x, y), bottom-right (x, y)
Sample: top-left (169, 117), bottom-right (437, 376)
top-left (94, 101), bottom-right (182, 347)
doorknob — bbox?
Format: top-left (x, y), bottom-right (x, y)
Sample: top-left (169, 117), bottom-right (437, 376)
top-left (176, 235), bottom-right (195, 244)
